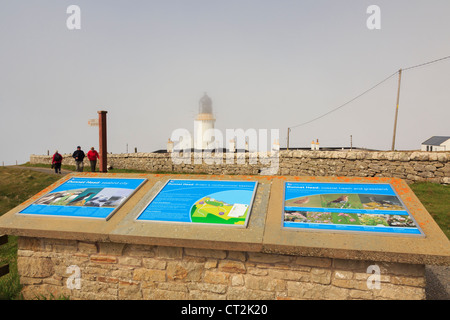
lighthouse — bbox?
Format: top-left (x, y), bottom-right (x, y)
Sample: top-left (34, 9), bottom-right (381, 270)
top-left (194, 93), bottom-right (216, 150)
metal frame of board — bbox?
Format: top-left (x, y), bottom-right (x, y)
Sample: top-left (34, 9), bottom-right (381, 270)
top-left (281, 181), bottom-right (425, 237)
top-left (17, 177), bottom-right (147, 221)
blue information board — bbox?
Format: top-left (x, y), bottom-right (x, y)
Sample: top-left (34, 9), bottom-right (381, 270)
top-left (283, 182), bottom-right (424, 236)
top-left (136, 179), bottom-right (258, 227)
top-left (18, 177), bottom-right (147, 220)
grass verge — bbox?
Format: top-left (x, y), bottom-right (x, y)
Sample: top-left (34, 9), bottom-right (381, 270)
top-left (0, 167), bottom-right (61, 299)
top-left (409, 182), bottom-right (450, 239)
top-left (20, 162), bottom-right (208, 175)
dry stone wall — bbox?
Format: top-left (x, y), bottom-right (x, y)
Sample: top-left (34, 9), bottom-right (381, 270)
top-left (17, 237), bottom-right (426, 300)
top-left (281, 150), bottom-right (450, 184)
top-left (30, 150), bottom-right (450, 184)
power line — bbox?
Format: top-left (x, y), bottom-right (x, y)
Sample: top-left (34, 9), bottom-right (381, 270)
top-left (403, 54), bottom-right (450, 71)
top-left (289, 70), bottom-right (399, 130)
top-left (288, 54), bottom-right (450, 130)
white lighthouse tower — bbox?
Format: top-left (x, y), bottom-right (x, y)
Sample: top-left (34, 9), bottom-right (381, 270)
top-left (194, 93), bottom-right (216, 150)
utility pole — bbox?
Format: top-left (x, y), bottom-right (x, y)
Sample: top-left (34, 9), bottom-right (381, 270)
top-left (287, 128), bottom-right (291, 151)
top-left (98, 110), bottom-right (108, 173)
top-left (391, 69), bottom-right (402, 151)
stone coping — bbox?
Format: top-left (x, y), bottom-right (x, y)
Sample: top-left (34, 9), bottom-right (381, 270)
top-left (0, 173), bottom-right (449, 266)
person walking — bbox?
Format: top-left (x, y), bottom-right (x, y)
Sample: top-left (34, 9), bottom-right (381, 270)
top-left (52, 150), bottom-right (63, 174)
top-left (87, 147), bottom-right (99, 172)
top-left (72, 146), bottom-right (86, 172)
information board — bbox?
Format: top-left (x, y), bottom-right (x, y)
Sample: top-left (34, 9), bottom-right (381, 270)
top-left (136, 179), bottom-right (258, 227)
top-left (283, 182), bottom-right (424, 236)
top-left (18, 177), bottom-right (147, 220)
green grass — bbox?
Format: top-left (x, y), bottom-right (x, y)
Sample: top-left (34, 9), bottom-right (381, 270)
top-left (20, 162), bottom-right (208, 175)
top-left (21, 162), bottom-right (77, 172)
top-left (0, 236), bottom-right (21, 300)
top-left (22, 162), bottom-right (149, 173)
top-left (0, 167), bottom-right (61, 299)
top-left (0, 167), bottom-right (61, 215)
top-left (410, 182), bottom-right (450, 239)
top-left (1, 250), bottom-right (67, 299)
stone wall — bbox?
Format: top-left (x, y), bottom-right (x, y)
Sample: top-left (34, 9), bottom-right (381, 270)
top-left (30, 150), bottom-right (450, 184)
top-left (17, 237), bottom-right (426, 300)
top-left (280, 150), bottom-right (450, 184)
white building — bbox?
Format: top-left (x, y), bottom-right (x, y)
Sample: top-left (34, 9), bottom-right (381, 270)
top-left (421, 136), bottom-right (450, 152)
top-left (167, 93), bottom-right (279, 153)
top-left (194, 93), bottom-right (216, 150)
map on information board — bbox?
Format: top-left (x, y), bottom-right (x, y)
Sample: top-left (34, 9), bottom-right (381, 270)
top-left (283, 182), bottom-right (424, 236)
top-left (136, 179), bottom-right (258, 227)
top-left (18, 177), bottom-right (147, 220)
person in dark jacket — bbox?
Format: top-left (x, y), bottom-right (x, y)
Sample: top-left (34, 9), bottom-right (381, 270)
top-left (87, 147), bottom-right (99, 172)
top-left (52, 150), bottom-right (63, 174)
top-left (72, 146), bottom-right (86, 172)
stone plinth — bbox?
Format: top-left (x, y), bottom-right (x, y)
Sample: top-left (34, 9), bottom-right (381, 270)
top-left (17, 237), bottom-right (426, 300)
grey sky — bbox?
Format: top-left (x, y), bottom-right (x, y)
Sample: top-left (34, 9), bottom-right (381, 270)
top-left (1, 0), bottom-right (449, 165)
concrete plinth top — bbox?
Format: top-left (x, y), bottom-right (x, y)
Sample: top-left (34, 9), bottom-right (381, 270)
top-left (0, 173), bottom-right (449, 266)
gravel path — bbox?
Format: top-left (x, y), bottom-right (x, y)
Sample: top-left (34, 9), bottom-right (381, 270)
top-left (426, 265), bottom-right (450, 300)
top-left (9, 165), bottom-right (72, 176)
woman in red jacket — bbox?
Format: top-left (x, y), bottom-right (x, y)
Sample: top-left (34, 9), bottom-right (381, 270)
top-left (52, 150), bottom-right (63, 174)
top-left (87, 147), bottom-right (99, 172)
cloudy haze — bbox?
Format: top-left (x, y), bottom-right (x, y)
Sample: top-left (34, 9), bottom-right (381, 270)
top-left (1, 0), bottom-right (449, 165)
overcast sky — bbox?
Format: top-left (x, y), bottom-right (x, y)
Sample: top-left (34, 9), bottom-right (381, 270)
top-left (1, 0), bottom-right (449, 165)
